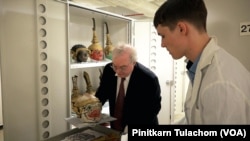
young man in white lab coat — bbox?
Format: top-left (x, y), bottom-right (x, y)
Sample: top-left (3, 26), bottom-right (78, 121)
top-left (153, 0), bottom-right (250, 124)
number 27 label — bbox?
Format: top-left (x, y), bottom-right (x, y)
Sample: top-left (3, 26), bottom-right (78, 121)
top-left (240, 22), bottom-right (250, 36)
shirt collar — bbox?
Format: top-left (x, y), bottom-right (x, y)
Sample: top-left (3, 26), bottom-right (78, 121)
top-left (186, 54), bottom-right (201, 84)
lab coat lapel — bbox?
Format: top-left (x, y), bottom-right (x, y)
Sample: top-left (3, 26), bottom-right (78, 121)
top-left (185, 38), bottom-right (219, 124)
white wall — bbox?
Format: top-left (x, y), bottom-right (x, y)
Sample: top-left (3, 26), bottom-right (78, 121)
top-left (205, 0), bottom-right (250, 71)
top-left (134, 21), bottom-right (174, 124)
top-left (0, 0), bottom-right (69, 140)
top-left (0, 0), bottom-right (39, 140)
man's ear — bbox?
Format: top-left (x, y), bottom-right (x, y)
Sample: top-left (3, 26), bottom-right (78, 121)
top-left (177, 22), bottom-right (187, 34)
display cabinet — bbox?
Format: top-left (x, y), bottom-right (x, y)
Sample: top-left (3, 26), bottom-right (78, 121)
top-left (34, 0), bottom-right (134, 140)
top-left (66, 1), bottom-right (134, 120)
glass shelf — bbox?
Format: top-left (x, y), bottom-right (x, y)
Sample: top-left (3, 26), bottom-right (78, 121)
top-left (70, 59), bottom-right (111, 69)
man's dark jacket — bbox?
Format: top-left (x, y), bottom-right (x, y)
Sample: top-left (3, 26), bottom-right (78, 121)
top-left (95, 62), bottom-right (162, 130)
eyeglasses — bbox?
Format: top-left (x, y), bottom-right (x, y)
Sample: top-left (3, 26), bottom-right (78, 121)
top-left (110, 63), bottom-right (131, 72)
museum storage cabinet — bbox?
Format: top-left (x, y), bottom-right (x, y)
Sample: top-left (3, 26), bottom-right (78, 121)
top-left (0, 0), bottom-right (133, 140)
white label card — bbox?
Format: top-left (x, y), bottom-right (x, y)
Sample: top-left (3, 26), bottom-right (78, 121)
top-left (240, 22), bottom-right (250, 36)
